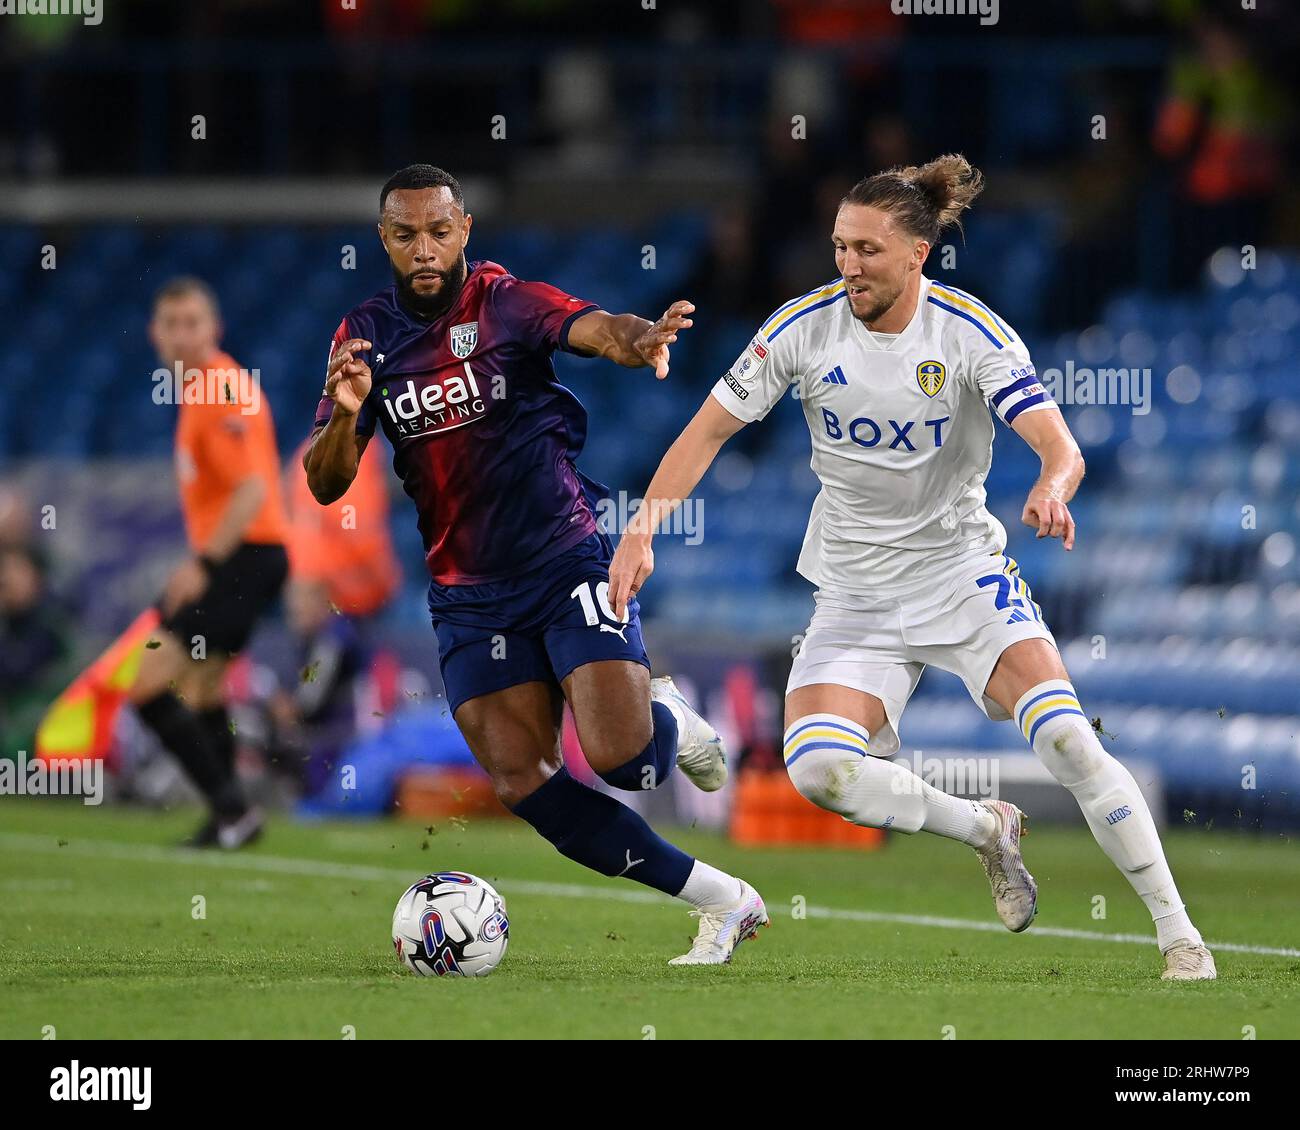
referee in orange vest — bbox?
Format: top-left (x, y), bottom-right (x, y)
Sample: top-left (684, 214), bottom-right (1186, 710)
top-left (130, 278), bottom-right (289, 848)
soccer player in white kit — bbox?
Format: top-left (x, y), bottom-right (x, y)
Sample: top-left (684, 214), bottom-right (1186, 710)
top-left (609, 154), bottom-right (1215, 981)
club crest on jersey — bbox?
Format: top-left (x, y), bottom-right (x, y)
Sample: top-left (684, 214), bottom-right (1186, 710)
top-left (449, 321), bottom-right (478, 359)
top-left (916, 360), bottom-right (946, 398)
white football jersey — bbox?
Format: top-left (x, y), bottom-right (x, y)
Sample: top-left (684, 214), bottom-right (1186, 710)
top-left (710, 275), bottom-right (1055, 593)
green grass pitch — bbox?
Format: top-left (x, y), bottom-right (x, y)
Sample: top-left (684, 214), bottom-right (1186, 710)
top-left (1, 799), bottom-right (1297, 1039)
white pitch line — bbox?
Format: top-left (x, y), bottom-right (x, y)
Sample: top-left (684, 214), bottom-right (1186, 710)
top-left (3, 831), bottom-right (1298, 959)
top-left (800, 906), bottom-right (1300, 957)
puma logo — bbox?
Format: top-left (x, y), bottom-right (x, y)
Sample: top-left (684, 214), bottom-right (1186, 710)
top-left (616, 849), bottom-right (644, 877)
top-left (600, 623), bottom-right (629, 643)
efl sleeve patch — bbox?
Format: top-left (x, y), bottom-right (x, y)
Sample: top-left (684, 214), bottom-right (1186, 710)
top-left (710, 333), bottom-right (791, 423)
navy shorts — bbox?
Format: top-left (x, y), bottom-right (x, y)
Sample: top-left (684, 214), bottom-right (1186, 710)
top-left (428, 532), bottom-right (651, 715)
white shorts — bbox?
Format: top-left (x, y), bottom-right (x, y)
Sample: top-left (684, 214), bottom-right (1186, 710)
top-left (787, 549), bottom-right (1056, 757)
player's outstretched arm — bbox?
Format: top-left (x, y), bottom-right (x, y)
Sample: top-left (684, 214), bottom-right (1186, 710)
top-left (305, 338), bottom-right (372, 505)
top-left (1010, 406), bottom-right (1085, 550)
top-left (566, 300), bottom-right (694, 378)
top-left (608, 396), bottom-right (748, 618)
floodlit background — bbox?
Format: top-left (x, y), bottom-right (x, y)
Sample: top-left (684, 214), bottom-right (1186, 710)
top-left (2, 0), bottom-right (1298, 832)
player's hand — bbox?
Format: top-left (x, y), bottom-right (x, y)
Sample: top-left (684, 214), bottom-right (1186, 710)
top-left (608, 532), bottom-right (654, 620)
top-left (323, 338), bottom-right (373, 416)
top-left (634, 300), bottom-right (694, 379)
top-left (1022, 491), bottom-right (1076, 550)
top-left (162, 557), bottom-right (210, 615)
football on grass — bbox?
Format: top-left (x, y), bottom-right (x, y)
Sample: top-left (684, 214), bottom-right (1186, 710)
top-left (392, 871), bottom-right (509, 977)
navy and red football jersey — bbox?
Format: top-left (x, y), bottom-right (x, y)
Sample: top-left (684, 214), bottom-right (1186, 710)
top-left (314, 261), bottom-right (607, 585)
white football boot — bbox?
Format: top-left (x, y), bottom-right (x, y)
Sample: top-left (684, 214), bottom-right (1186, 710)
top-left (217, 807), bottom-right (265, 851)
top-left (651, 675), bottom-right (727, 792)
top-left (1161, 940), bottom-right (1217, 981)
top-left (669, 880), bottom-right (768, 966)
top-left (975, 799), bottom-right (1037, 932)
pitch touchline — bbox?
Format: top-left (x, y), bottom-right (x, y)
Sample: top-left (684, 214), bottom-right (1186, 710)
top-left (3, 831), bottom-right (1297, 959)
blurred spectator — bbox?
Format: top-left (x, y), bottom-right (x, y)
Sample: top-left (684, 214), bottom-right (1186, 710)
top-left (772, 0), bottom-right (901, 56)
top-left (679, 203), bottom-right (769, 324)
top-left (283, 438), bottom-right (401, 621)
top-left (0, 545), bottom-right (73, 755)
top-left (267, 578), bottom-right (370, 796)
top-left (1153, 12), bottom-right (1289, 284)
top-left (1042, 95), bottom-right (1150, 328)
top-left (268, 437), bottom-right (400, 796)
top-left (860, 112), bottom-right (916, 177)
top-left (0, 486), bottom-right (34, 548)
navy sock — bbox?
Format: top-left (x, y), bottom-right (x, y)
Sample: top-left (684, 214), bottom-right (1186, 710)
top-left (596, 699), bottom-right (678, 792)
top-left (511, 766), bottom-right (694, 896)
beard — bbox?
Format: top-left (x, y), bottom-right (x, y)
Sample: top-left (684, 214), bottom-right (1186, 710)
top-left (855, 277), bottom-right (907, 327)
top-left (393, 254), bottom-right (467, 320)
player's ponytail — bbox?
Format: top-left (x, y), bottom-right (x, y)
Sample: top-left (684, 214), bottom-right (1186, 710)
top-left (841, 154), bottom-right (985, 245)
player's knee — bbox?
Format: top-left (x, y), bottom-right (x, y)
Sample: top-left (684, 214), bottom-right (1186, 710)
top-left (129, 637), bottom-right (184, 704)
top-left (1034, 715), bottom-right (1109, 789)
top-left (574, 701), bottom-right (668, 791)
top-left (783, 714), bottom-right (872, 816)
top-left (780, 707), bottom-right (873, 806)
top-left (589, 737), bottom-right (670, 793)
top-left (489, 762), bottom-right (555, 809)
top-left (582, 737), bottom-right (642, 779)
top-left (785, 748), bottom-right (856, 815)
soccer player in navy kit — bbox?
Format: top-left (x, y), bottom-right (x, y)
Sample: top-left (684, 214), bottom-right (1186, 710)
top-left (305, 165), bottom-right (766, 965)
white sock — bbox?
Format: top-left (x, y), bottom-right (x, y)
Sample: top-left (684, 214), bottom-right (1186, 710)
top-left (677, 859), bottom-right (744, 912)
top-left (1153, 906), bottom-right (1201, 952)
top-left (783, 714), bottom-right (996, 847)
top-left (1015, 679), bottom-right (1202, 950)
top-left (919, 785), bottom-right (997, 848)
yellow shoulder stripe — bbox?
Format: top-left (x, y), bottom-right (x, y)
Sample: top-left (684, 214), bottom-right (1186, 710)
top-left (761, 281), bottom-right (847, 338)
top-left (929, 284), bottom-right (1011, 346)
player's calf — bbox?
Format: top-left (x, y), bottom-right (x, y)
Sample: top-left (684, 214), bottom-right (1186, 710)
top-left (582, 698), bottom-right (680, 792)
top-left (135, 689), bottom-right (249, 825)
top-left (511, 765), bottom-right (764, 963)
top-left (783, 713), bottom-right (995, 846)
top-left (512, 765), bottom-right (693, 889)
top-left (563, 660), bottom-right (692, 792)
top-left (1013, 678), bottom-right (1206, 957)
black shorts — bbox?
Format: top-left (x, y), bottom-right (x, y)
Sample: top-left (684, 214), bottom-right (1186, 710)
top-left (161, 542), bottom-right (289, 656)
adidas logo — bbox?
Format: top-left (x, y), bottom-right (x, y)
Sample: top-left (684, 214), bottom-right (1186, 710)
top-left (821, 365), bottom-right (848, 385)
top-left (1006, 609), bottom-right (1032, 624)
